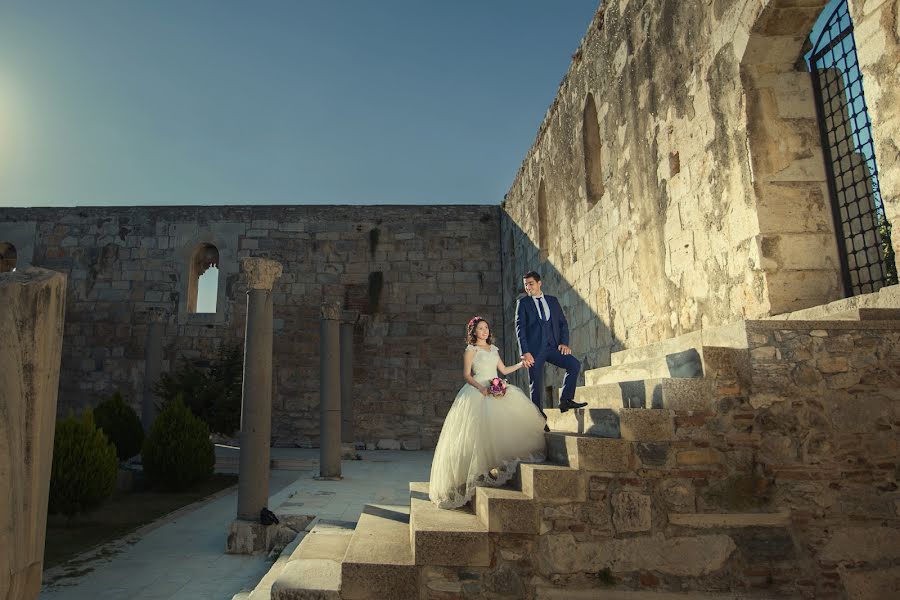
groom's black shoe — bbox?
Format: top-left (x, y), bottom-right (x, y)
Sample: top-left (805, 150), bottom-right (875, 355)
top-left (558, 399), bottom-right (588, 413)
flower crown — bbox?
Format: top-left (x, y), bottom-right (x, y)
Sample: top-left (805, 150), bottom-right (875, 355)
top-left (468, 316), bottom-right (482, 326)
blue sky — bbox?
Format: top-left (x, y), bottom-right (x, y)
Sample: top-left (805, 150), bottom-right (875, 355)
top-left (0, 1), bottom-right (599, 207)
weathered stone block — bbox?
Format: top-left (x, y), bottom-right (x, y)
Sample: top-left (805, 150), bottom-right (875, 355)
top-left (675, 448), bottom-right (722, 466)
top-left (538, 532), bottom-right (736, 576)
top-left (0, 268), bottom-right (67, 600)
top-left (820, 526), bottom-right (900, 563)
top-left (612, 491), bottom-right (651, 533)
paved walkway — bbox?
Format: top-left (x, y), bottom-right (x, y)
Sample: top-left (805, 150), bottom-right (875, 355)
top-left (40, 448), bottom-right (433, 600)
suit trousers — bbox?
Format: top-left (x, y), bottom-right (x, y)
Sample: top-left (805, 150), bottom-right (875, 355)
top-left (527, 345), bottom-right (581, 412)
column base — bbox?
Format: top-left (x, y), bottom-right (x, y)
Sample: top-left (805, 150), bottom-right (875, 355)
top-left (225, 515), bottom-right (315, 555)
top-left (314, 474), bottom-right (343, 481)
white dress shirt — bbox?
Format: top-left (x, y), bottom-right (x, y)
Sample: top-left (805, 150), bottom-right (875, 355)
top-left (532, 295), bottom-right (550, 321)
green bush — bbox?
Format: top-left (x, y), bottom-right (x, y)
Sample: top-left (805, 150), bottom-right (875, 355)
top-left (153, 342), bottom-right (243, 436)
top-left (142, 397), bottom-right (215, 491)
top-left (94, 391), bottom-right (144, 461)
top-left (49, 410), bottom-right (118, 517)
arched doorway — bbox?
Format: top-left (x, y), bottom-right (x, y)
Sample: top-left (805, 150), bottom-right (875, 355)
top-left (808, 0), bottom-right (896, 294)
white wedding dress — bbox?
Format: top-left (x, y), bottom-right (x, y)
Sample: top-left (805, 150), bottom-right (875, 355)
top-left (429, 344), bottom-right (547, 509)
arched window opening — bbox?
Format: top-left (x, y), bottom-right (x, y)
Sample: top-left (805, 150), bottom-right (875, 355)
top-left (0, 242), bottom-right (17, 273)
top-left (537, 180), bottom-right (550, 261)
top-left (807, 0), bottom-right (896, 294)
top-left (583, 93), bottom-right (604, 207)
top-left (188, 243), bottom-right (219, 313)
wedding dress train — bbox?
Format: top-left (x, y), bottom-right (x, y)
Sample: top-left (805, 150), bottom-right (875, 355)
top-left (429, 345), bottom-right (546, 509)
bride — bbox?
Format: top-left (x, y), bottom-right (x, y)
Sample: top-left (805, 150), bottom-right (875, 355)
top-left (429, 316), bottom-right (547, 509)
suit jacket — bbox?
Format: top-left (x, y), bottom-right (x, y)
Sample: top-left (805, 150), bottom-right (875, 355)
top-left (515, 294), bottom-right (570, 357)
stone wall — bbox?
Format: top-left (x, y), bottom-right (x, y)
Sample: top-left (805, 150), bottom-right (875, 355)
top-left (418, 320), bottom-right (900, 598)
top-left (0, 205), bottom-right (502, 448)
top-left (500, 0), bottom-right (900, 385)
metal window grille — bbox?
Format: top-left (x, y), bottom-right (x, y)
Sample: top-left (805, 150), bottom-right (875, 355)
top-left (809, 0), bottom-right (897, 295)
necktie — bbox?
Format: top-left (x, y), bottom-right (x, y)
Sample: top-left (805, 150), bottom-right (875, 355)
top-left (536, 298), bottom-right (545, 321)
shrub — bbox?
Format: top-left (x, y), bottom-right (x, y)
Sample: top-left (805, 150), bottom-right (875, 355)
top-left (49, 410), bottom-right (118, 517)
top-left (153, 342), bottom-right (243, 436)
top-left (94, 391), bottom-right (144, 461)
top-left (142, 396), bottom-right (215, 491)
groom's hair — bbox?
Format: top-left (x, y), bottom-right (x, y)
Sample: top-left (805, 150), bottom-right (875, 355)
top-left (523, 270), bottom-right (541, 281)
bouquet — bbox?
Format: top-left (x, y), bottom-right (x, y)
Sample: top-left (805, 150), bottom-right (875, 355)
top-left (488, 377), bottom-right (508, 397)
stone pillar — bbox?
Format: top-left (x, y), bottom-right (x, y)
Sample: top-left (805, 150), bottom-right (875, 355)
top-left (141, 308), bottom-right (166, 432)
top-left (340, 311), bottom-right (358, 445)
top-left (0, 268), bottom-right (66, 600)
top-left (235, 258), bottom-right (282, 522)
top-left (318, 301), bottom-right (342, 479)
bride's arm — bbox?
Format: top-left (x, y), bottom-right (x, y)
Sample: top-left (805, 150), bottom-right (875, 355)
top-left (497, 355), bottom-right (525, 376)
top-left (463, 348), bottom-right (489, 395)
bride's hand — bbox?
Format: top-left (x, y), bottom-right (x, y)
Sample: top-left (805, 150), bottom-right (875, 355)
top-left (480, 386), bottom-right (490, 396)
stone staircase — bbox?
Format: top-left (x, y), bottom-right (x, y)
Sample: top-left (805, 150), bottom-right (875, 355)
top-left (248, 310), bottom-right (900, 599)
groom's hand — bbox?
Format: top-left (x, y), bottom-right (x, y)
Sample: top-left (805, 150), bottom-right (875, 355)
top-left (558, 344), bottom-right (572, 356)
top-left (522, 352), bottom-right (535, 367)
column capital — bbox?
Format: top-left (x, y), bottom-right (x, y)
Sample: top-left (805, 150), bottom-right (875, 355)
top-left (320, 300), bottom-right (342, 320)
top-left (341, 310), bottom-right (360, 324)
top-left (242, 258), bottom-right (283, 291)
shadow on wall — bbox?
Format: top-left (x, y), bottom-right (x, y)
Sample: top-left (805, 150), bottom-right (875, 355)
top-left (499, 215), bottom-right (620, 405)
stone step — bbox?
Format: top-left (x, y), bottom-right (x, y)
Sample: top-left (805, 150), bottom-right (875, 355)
top-left (619, 408), bottom-right (674, 441)
top-left (474, 485), bottom-right (539, 534)
top-left (610, 321), bottom-right (747, 366)
top-left (545, 407), bottom-right (619, 437)
top-left (573, 377), bottom-right (715, 412)
top-left (271, 521), bottom-right (354, 600)
top-left (827, 307), bottom-right (900, 320)
top-left (546, 407), bottom-right (675, 441)
top-left (586, 350), bottom-right (705, 385)
top-left (408, 482), bottom-right (490, 567)
top-left (518, 462), bottom-right (585, 502)
top-left (340, 504), bottom-right (416, 600)
top-left (766, 284), bottom-right (900, 321)
top-left (246, 531), bottom-right (307, 600)
top-left (545, 432), bottom-right (633, 471)
top-left (745, 318), bottom-right (900, 335)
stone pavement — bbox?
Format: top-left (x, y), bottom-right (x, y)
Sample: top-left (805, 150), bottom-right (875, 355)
top-left (40, 447), bottom-right (432, 600)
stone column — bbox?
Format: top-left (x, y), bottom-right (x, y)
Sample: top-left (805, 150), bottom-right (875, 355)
top-left (340, 311), bottom-right (358, 445)
top-left (235, 258), bottom-right (282, 521)
top-left (0, 268), bottom-right (67, 600)
top-left (141, 308), bottom-right (166, 432)
top-left (318, 301), bottom-right (342, 479)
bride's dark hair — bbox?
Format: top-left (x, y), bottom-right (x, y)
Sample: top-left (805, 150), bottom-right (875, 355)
top-left (465, 316), bottom-right (493, 346)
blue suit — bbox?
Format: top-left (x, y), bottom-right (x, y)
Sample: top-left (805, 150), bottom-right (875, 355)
top-left (515, 294), bottom-right (581, 411)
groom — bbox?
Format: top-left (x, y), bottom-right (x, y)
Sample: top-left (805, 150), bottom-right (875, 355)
top-left (515, 271), bottom-right (587, 426)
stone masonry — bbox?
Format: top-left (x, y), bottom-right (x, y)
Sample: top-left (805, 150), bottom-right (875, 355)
top-left (499, 0), bottom-right (900, 393)
top-left (0, 205), bottom-right (502, 448)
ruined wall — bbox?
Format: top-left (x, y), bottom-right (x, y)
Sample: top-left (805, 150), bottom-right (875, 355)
top-left (501, 0), bottom-right (900, 381)
top-left (0, 205), bottom-right (502, 448)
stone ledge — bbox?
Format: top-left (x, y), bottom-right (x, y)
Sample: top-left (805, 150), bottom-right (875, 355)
top-left (668, 511), bottom-right (790, 528)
